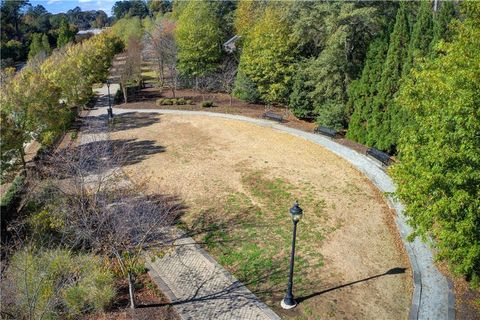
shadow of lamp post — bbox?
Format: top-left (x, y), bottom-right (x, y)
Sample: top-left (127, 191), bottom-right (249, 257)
top-left (106, 79), bottom-right (113, 119)
top-left (281, 201), bottom-right (303, 310)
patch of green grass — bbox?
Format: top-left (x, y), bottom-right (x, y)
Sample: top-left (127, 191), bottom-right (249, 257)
top-left (184, 171), bottom-right (334, 304)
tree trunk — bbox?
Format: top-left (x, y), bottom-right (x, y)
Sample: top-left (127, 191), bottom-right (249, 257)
top-left (121, 83), bottom-right (128, 104)
top-left (160, 60), bottom-right (164, 86)
top-left (18, 147), bottom-right (26, 170)
top-left (128, 272), bottom-right (136, 309)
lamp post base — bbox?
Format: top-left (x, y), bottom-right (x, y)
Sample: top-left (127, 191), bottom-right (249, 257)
top-left (281, 298), bottom-right (297, 310)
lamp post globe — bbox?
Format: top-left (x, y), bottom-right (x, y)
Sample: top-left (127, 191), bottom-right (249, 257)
top-left (281, 201), bottom-right (303, 310)
top-left (290, 201), bottom-right (303, 222)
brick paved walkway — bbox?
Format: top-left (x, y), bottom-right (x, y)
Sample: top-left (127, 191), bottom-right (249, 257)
top-left (146, 229), bottom-right (281, 320)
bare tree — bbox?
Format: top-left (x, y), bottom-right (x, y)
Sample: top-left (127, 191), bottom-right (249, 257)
top-left (119, 36), bottom-right (143, 103)
top-left (7, 128), bottom-right (184, 310)
top-left (216, 57), bottom-right (238, 105)
top-left (145, 18), bottom-right (177, 89)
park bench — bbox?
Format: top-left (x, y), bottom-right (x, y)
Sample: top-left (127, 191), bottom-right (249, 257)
top-left (262, 111), bottom-right (284, 123)
top-left (366, 147), bottom-right (391, 166)
top-left (314, 125), bottom-right (337, 138)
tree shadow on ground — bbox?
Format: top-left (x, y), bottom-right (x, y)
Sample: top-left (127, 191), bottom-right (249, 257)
top-left (80, 112), bottom-right (161, 134)
top-left (48, 138), bottom-right (165, 177)
top-left (111, 112), bottom-right (161, 132)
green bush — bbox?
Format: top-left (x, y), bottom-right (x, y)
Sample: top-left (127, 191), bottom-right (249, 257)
top-left (2, 248), bottom-right (115, 319)
top-left (156, 98), bottom-right (193, 106)
top-left (0, 174), bottom-right (25, 208)
top-left (233, 70), bottom-right (261, 103)
top-left (201, 100), bottom-right (214, 108)
top-left (289, 63), bottom-right (316, 119)
top-left (114, 88), bottom-right (124, 104)
top-left (314, 100), bottom-right (347, 131)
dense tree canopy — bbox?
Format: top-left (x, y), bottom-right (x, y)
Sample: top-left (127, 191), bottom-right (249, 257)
top-left (237, 3), bottom-right (296, 104)
top-left (1, 0), bottom-right (110, 67)
top-left (175, 0), bottom-right (222, 79)
top-left (391, 2), bottom-right (480, 284)
top-left (1, 32), bottom-right (122, 176)
top-left (2, 0), bottom-right (478, 292)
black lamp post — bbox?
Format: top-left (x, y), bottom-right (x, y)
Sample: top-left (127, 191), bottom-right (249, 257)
top-left (106, 79), bottom-right (113, 119)
top-left (281, 201), bottom-right (303, 310)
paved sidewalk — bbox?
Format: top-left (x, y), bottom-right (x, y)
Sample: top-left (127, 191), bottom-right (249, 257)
top-left (112, 108), bottom-right (455, 320)
top-left (146, 229), bottom-right (281, 320)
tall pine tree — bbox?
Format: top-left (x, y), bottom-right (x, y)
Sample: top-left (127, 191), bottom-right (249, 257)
top-left (346, 36), bottom-right (389, 143)
top-left (41, 34), bottom-right (51, 55)
top-left (403, 0), bottom-right (434, 75)
top-left (28, 33), bottom-right (43, 60)
top-left (432, 0), bottom-right (456, 46)
top-left (370, 2), bottom-right (410, 153)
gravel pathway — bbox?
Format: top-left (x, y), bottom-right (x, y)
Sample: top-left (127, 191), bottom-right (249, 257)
top-left (111, 107), bottom-right (454, 320)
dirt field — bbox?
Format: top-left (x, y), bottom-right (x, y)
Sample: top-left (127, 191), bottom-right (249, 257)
top-left (110, 112), bottom-right (412, 319)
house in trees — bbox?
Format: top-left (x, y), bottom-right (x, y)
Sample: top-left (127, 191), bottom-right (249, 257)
top-left (223, 35), bottom-right (241, 53)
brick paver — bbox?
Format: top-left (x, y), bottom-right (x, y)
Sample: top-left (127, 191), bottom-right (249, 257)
top-left (146, 229), bottom-right (281, 320)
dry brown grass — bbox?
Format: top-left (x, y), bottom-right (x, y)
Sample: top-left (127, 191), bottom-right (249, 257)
top-left (110, 113), bottom-right (412, 319)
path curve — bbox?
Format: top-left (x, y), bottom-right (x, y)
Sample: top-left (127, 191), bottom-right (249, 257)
top-left (112, 107), bottom-right (454, 320)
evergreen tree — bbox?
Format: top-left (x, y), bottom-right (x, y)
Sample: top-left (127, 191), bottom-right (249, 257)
top-left (346, 36), bottom-right (389, 143)
top-left (41, 33), bottom-right (51, 55)
top-left (28, 33), bottom-right (43, 60)
top-left (392, 2), bottom-right (480, 285)
top-left (432, 0), bottom-right (456, 46)
top-left (403, 0), bottom-right (434, 75)
top-left (371, 2), bottom-right (410, 153)
top-left (57, 18), bottom-right (75, 48)
top-left (288, 2), bottom-right (379, 128)
top-left (232, 69), bottom-right (261, 103)
top-left (289, 60), bottom-right (316, 119)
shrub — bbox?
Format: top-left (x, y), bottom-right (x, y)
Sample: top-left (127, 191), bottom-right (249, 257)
top-left (176, 98), bottom-right (187, 105)
top-left (156, 98), bottom-right (193, 106)
top-left (114, 88), bottom-right (124, 104)
top-left (314, 100), bottom-right (347, 131)
top-left (0, 174), bottom-right (25, 208)
top-left (233, 70), bottom-right (261, 103)
top-left (1, 248), bottom-right (115, 319)
top-left (201, 100), bottom-right (214, 108)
